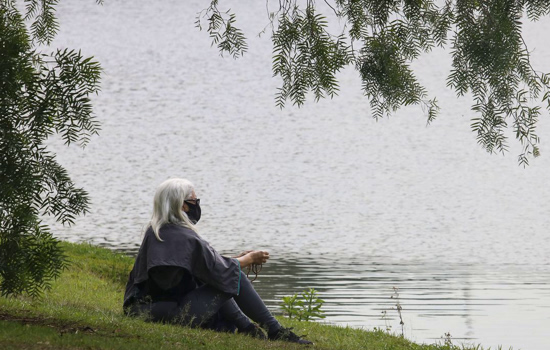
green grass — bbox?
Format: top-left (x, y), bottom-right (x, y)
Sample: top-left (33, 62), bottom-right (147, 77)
top-left (0, 242), bottom-right (503, 350)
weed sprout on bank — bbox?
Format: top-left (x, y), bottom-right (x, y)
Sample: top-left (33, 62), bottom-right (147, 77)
top-left (280, 288), bottom-right (326, 321)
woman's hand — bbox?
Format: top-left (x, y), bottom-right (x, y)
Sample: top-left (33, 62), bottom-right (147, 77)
top-left (248, 250), bottom-right (269, 265)
top-left (236, 250), bottom-right (269, 268)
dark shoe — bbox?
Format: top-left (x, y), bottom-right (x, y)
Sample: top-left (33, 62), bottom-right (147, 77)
top-left (239, 323), bottom-right (267, 340)
top-left (268, 327), bottom-right (313, 345)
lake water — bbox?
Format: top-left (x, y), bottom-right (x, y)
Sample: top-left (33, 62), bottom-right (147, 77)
top-left (41, 1), bottom-right (550, 349)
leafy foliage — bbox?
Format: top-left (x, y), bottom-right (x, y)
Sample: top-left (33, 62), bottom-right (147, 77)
top-left (447, 0), bottom-right (550, 165)
top-left (280, 288), bottom-right (326, 321)
top-left (281, 294), bottom-right (301, 318)
top-left (271, 5), bottom-right (353, 108)
top-left (198, 0), bottom-right (550, 164)
top-left (196, 0), bottom-right (248, 59)
top-left (0, 1), bottom-right (101, 297)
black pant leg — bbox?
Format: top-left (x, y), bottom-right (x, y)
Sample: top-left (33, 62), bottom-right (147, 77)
top-left (232, 271), bottom-right (281, 333)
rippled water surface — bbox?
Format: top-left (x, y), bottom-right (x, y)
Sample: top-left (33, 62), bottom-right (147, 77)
top-left (42, 1), bottom-right (550, 349)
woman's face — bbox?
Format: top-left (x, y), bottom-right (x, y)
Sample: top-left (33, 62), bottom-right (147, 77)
top-left (182, 190), bottom-right (198, 213)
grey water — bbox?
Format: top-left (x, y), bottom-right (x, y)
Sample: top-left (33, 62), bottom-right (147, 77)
top-left (41, 1), bottom-right (550, 349)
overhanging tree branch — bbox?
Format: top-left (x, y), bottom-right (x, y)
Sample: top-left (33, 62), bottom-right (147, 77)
top-left (198, 0), bottom-right (550, 165)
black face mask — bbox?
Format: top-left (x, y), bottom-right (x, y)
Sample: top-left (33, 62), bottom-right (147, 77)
top-left (185, 201), bottom-right (201, 224)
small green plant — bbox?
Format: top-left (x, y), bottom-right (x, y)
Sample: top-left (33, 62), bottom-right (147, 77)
top-left (391, 287), bottom-right (405, 337)
top-left (280, 294), bottom-right (301, 319)
top-left (380, 287), bottom-right (405, 336)
top-left (380, 310), bottom-right (392, 333)
top-left (280, 288), bottom-right (326, 321)
top-left (442, 332), bottom-right (453, 346)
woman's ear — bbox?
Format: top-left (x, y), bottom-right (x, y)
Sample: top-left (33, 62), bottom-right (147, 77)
top-left (182, 202), bottom-right (189, 212)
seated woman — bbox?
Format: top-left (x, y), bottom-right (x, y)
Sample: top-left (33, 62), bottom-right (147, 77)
top-left (123, 178), bottom-right (312, 345)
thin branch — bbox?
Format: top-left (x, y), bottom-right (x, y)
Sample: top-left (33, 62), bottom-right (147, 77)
top-left (323, 0), bottom-right (339, 16)
top-left (520, 35), bottom-right (545, 77)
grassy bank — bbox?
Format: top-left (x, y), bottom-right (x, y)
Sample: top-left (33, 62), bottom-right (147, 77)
top-left (0, 242), bottom-right (497, 350)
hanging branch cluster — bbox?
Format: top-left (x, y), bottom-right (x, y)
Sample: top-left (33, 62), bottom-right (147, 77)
top-left (448, 0), bottom-right (550, 165)
top-left (198, 0), bottom-right (550, 165)
top-left (272, 4), bottom-right (353, 108)
top-left (195, 0), bottom-right (248, 59)
top-left (1, 1), bottom-right (101, 297)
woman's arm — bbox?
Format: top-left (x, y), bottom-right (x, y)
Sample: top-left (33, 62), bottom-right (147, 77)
top-left (237, 250), bottom-right (269, 269)
top-left (232, 250), bottom-right (253, 258)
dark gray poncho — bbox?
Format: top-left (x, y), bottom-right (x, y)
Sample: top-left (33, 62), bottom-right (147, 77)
top-left (123, 223), bottom-right (241, 308)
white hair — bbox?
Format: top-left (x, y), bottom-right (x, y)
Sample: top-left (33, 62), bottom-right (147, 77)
top-left (149, 178), bottom-right (197, 241)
